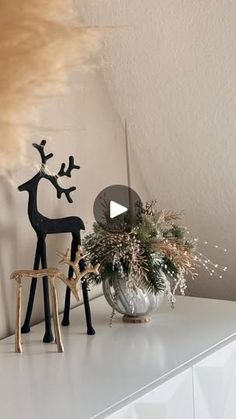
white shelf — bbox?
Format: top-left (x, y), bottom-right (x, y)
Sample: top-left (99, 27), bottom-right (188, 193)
top-left (1, 295), bottom-right (236, 419)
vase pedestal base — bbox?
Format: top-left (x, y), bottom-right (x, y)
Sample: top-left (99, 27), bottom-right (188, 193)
top-left (122, 314), bottom-right (151, 324)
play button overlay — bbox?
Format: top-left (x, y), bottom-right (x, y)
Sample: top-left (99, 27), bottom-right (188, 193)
top-left (110, 201), bottom-right (128, 219)
top-left (93, 185), bottom-right (142, 231)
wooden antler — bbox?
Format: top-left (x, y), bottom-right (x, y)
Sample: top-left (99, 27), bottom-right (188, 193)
top-left (57, 248), bottom-right (71, 265)
top-left (56, 246), bottom-right (100, 283)
top-left (74, 246), bottom-right (86, 264)
top-left (73, 246), bottom-right (100, 280)
top-left (80, 263), bottom-right (100, 281)
top-left (57, 246), bottom-right (85, 272)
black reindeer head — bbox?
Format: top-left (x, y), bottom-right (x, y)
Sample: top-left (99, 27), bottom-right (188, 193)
top-left (18, 140), bottom-right (80, 203)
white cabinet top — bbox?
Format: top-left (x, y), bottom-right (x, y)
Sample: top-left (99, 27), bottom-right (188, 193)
top-left (1, 295), bottom-right (236, 419)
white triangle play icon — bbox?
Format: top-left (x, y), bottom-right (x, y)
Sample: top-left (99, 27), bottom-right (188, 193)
top-left (110, 200), bottom-right (128, 219)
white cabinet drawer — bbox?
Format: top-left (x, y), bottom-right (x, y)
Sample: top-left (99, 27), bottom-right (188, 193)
top-left (193, 340), bottom-right (236, 419)
top-left (106, 369), bottom-right (194, 419)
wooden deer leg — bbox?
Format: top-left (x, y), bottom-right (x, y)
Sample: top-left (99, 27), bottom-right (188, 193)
top-left (15, 279), bottom-right (23, 353)
top-left (21, 238), bottom-right (41, 334)
top-left (82, 279), bottom-right (95, 336)
top-left (41, 236), bottom-right (54, 343)
top-left (50, 279), bottom-right (58, 346)
top-left (62, 235), bottom-right (78, 326)
top-left (50, 278), bottom-right (64, 353)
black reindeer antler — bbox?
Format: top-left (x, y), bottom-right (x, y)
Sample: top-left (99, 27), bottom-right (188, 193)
top-left (58, 156), bottom-right (80, 178)
top-left (34, 140), bottom-right (80, 203)
top-left (33, 140), bottom-right (54, 164)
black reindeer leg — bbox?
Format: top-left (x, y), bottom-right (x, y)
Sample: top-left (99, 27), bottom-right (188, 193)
top-left (81, 276), bottom-right (95, 336)
top-left (62, 234), bottom-right (78, 326)
top-left (41, 236), bottom-right (54, 343)
top-left (21, 236), bottom-right (41, 334)
top-left (79, 253), bottom-right (95, 335)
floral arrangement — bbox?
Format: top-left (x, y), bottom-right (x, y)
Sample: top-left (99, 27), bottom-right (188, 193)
top-left (83, 201), bottom-right (198, 306)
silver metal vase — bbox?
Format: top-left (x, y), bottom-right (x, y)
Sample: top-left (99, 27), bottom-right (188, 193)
top-left (103, 271), bottom-right (164, 323)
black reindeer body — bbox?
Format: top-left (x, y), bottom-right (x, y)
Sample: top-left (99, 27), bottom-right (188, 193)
top-left (19, 140), bottom-right (95, 342)
top-left (19, 172), bottom-right (85, 235)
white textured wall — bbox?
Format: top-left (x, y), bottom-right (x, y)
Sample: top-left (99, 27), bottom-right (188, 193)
top-left (78, 0), bottom-right (236, 300)
top-left (0, 70), bottom-right (147, 339)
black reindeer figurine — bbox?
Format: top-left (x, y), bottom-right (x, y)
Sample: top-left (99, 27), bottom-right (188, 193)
top-left (18, 140), bottom-right (95, 342)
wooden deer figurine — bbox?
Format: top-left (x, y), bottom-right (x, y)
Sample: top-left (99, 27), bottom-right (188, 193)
top-left (18, 140), bottom-right (95, 343)
top-left (11, 247), bottom-right (100, 353)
